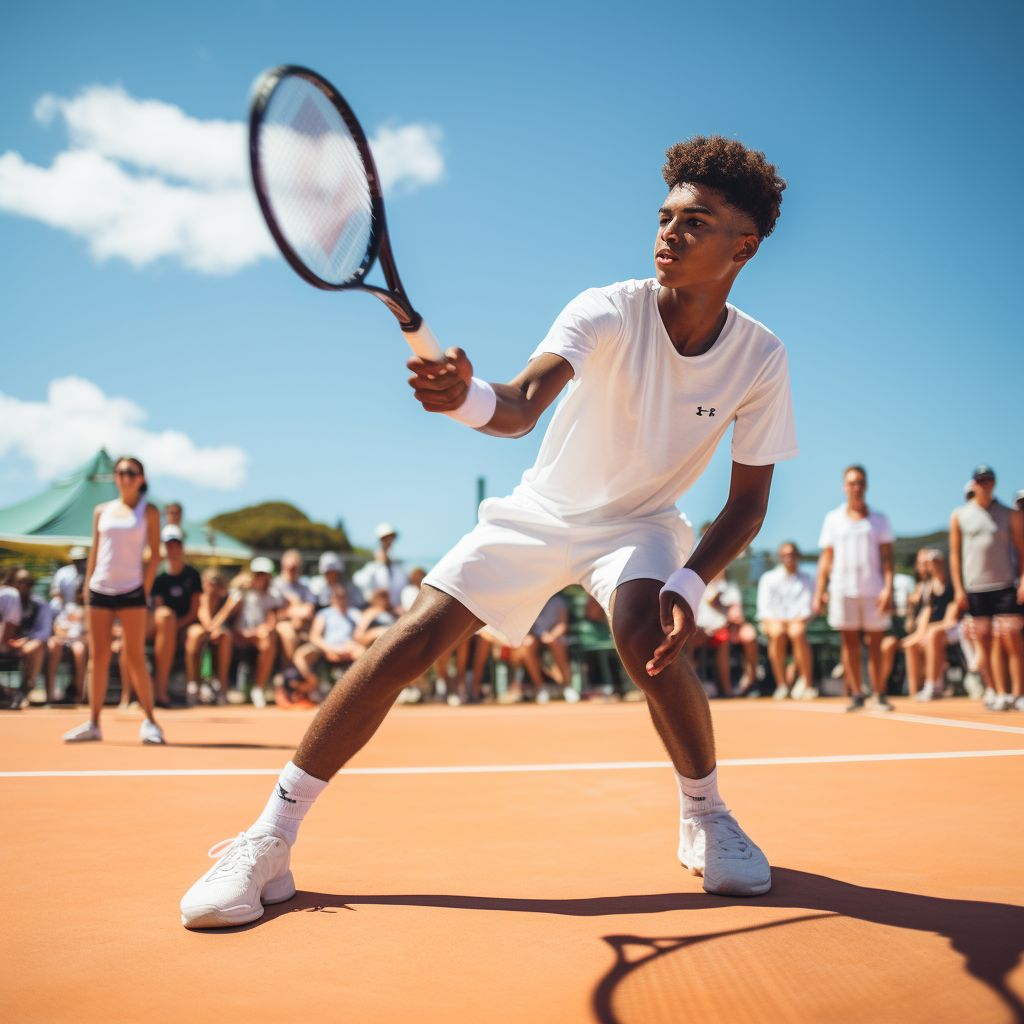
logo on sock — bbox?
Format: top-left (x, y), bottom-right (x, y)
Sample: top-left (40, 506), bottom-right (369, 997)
top-left (275, 783), bottom-right (297, 804)
top-left (686, 794), bottom-right (706, 800)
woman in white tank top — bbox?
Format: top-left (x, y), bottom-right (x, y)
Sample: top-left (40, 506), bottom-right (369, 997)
top-left (62, 457), bottom-right (165, 745)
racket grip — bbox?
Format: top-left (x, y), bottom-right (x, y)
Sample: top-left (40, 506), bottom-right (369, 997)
top-left (402, 319), bottom-right (444, 362)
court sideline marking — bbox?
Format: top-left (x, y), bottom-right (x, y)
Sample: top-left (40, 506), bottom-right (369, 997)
top-left (2, 748), bottom-right (1022, 778)
top-left (784, 704), bottom-right (1024, 735)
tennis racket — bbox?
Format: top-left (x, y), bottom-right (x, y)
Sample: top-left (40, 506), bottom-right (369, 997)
top-left (248, 65), bottom-right (443, 361)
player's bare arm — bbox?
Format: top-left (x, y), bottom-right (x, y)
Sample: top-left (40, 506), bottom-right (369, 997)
top-left (648, 461), bottom-right (774, 675)
top-left (407, 349), bottom-right (573, 436)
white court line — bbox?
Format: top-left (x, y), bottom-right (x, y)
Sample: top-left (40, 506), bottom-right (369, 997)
top-left (2, 749), bottom-right (1022, 778)
top-left (785, 703), bottom-right (1024, 735)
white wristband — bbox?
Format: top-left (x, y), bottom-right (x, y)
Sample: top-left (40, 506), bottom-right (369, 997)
top-left (443, 377), bottom-right (496, 429)
top-left (660, 568), bottom-right (706, 616)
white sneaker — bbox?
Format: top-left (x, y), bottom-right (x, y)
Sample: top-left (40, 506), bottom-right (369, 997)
top-left (913, 682), bottom-right (933, 702)
top-left (62, 720), bottom-right (102, 743)
top-left (789, 678), bottom-right (807, 700)
top-left (180, 833), bottom-right (295, 929)
top-left (678, 811), bottom-right (771, 896)
top-left (140, 719), bottom-right (165, 744)
top-left (250, 686), bottom-right (266, 709)
top-left (1015, 696), bottom-right (1024, 712)
top-left (185, 681), bottom-right (198, 707)
top-left (446, 692), bottom-right (462, 707)
top-left (772, 684), bottom-right (789, 700)
top-left (563, 685), bottom-right (581, 703)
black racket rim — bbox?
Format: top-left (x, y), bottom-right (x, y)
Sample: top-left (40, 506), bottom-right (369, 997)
top-left (248, 65), bottom-right (388, 295)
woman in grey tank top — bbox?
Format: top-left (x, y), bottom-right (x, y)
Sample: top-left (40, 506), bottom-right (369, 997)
top-left (949, 466), bottom-right (1024, 710)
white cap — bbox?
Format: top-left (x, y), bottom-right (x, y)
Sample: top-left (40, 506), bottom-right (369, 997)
top-left (250, 556), bottom-right (275, 574)
top-left (161, 525), bottom-right (184, 543)
top-left (375, 522), bottom-right (398, 540)
top-left (319, 551), bottom-right (343, 573)
top-left (69, 546), bottom-right (88, 560)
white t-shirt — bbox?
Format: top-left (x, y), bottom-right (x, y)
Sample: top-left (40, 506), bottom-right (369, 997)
top-left (756, 565), bottom-right (814, 621)
top-left (353, 560), bottom-right (409, 608)
top-left (696, 579), bottom-right (741, 633)
top-left (51, 564), bottom-right (83, 607)
top-left (56, 602), bottom-right (86, 640)
top-left (315, 605), bottom-right (362, 646)
top-left (818, 504), bottom-right (895, 598)
top-left (0, 587), bottom-right (22, 629)
top-left (232, 588), bottom-right (285, 631)
top-left (271, 577), bottom-right (316, 608)
top-left (514, 280), bottom-right (798, 524)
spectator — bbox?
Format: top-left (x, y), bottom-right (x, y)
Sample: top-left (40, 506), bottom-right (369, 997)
top-left (891, 549), bottom-right (934, 698)
top-left (271, 549), bottom-right (317, 702)
top-left (62, 456), bottom-right (164, 744)
top-left (147, 525), bottom-right (202, 707)
top-left (903, 550), bottom-right (959, 701)
top-left (1, 570), bottom-right (53, 707)
top-left (353, 589), bottom-right (398, 647)
top-left (292, 584), bottom-right (366, 697)
top-left (400, 567), bottom-right (427, 614)
top-left (46, 582), bottom-right (88, 704)
top-left (163, 502), bottom-right (183, 527)
top-left (813, 465), bottom-right (895, 712)
top-left (231, 558), bottom-right (283, 708)
top-left (184, 569), bottom-right (238, 705)
top-left (353, 523), bottom-right (409, 608)
top-left (50, 546), bottom-right (88, 611)
top-left (756, 542), bottom-right (816, 699)
top-left (521, 593), bottom-right (579, 703)
top-left (308, 552), bottom-right (364, 610)
top-left (949, 465), bottom-right (1024, 711)
top-left (692, 571), bottom-right (759, 697)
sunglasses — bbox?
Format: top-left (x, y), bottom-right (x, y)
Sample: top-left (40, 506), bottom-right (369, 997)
top-left (115, 468), bottom-right (141, 477)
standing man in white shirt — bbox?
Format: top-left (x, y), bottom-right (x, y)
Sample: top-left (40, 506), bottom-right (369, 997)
top-left (353, 524), bottom-right (409, 608)
top-left (50, 547), bottom-right (88, 611)
top-left (182, 135), bottom-right (797, 926)
top-left (813, 465), bottom-right (895, 712)
top-left (756, 542), bottom-right (815, 699)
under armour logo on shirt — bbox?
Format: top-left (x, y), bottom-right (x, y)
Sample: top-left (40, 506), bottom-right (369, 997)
top-left (696, 406), bottom-right (716, 417)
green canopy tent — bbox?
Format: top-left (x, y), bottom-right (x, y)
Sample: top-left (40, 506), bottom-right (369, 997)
top-left (0, 450), bottom-right (251, 564)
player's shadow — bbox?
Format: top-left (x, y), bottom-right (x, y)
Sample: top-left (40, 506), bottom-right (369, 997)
top-left (246, 867), bottom-right (1024, 1018)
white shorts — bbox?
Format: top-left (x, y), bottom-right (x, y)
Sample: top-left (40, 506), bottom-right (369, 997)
top-left (827, 594), bottom-right (891, 632)
top-left (424, 495), bottom-right (695, 647)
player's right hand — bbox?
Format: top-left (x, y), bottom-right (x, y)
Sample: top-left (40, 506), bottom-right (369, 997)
top-left (407, 348), bottom-right (473, 414)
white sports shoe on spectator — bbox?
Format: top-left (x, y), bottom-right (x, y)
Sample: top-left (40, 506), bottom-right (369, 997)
top-left (789, 678), bottom-right (807, 700)
top-left (563, 685), bottom-right (581, 703)
top-left (678, 811), bottom-right (771, 896)
top-left (62, 720), bottom-right (102, 743)
top-left (912, 682), bottom-right (933, 702)
top-left (772, 684), bottom-right (789, 700)
top-left (181, 833), bottom-right (295, 929)
top-left (140, 719), bottom-right (165, 744)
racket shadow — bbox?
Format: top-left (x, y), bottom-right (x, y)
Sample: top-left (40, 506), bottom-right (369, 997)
top-left (254, 868), bottom-right (1023, 1018)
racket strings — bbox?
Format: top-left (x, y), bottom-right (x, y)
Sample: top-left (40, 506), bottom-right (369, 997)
top-left (258, 77), bottom-right (374, 285)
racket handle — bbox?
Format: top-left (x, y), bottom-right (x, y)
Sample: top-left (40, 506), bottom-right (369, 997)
top-left (402, 319), bottom-right (444, 362)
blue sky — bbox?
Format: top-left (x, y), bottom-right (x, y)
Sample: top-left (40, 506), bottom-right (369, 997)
top-left (1, 0), bottom-right (1020, 566)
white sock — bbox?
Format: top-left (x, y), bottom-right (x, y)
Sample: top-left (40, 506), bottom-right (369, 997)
top-left (675, 766), bottom-right (728, 819)
top-left (247, 761), bottom-right (328, 846)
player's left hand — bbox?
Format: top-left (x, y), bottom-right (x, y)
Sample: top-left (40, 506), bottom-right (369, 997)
top-left (407, 348), bottom-right (473, 413)
top-left (647, 592), bottom-right (695, 675)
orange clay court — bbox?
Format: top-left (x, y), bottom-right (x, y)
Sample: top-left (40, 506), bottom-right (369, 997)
top-left (2, 697), bottom-right (1022, 1024)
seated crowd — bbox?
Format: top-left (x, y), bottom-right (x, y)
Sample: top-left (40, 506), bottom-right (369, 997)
top-left (3, 472), bottom-right (1022, 710)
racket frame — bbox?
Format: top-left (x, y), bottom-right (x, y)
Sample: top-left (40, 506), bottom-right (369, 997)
top-left (249, 65), bottom-right (425, 332)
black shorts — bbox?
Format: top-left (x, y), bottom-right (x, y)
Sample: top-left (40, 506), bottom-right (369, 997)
top-left (966, 587), bottom-right (1019, 618)
top-left (88, 586), bottom-right (147, 610)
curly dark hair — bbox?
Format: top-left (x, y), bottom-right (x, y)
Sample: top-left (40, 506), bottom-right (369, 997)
top-left (662, 136), bottom-right (786, 240)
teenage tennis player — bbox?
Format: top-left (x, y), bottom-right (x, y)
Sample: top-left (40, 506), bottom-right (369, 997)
top-left (181, 136), bottom-right (797, 927)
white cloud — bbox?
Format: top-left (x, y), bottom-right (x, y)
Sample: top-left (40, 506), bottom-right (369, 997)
top-left (0, 377), bottom-right (249, 489)
top-left (0, 84), bottom-right (444, 274)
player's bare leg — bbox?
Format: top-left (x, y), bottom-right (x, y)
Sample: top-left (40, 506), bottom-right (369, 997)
top-left (292, 586), bottom-right (481, 781)
top-left (610, 577), bottom-right (770, 895)
top-left (609, 579), bottom-right (715, 778)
